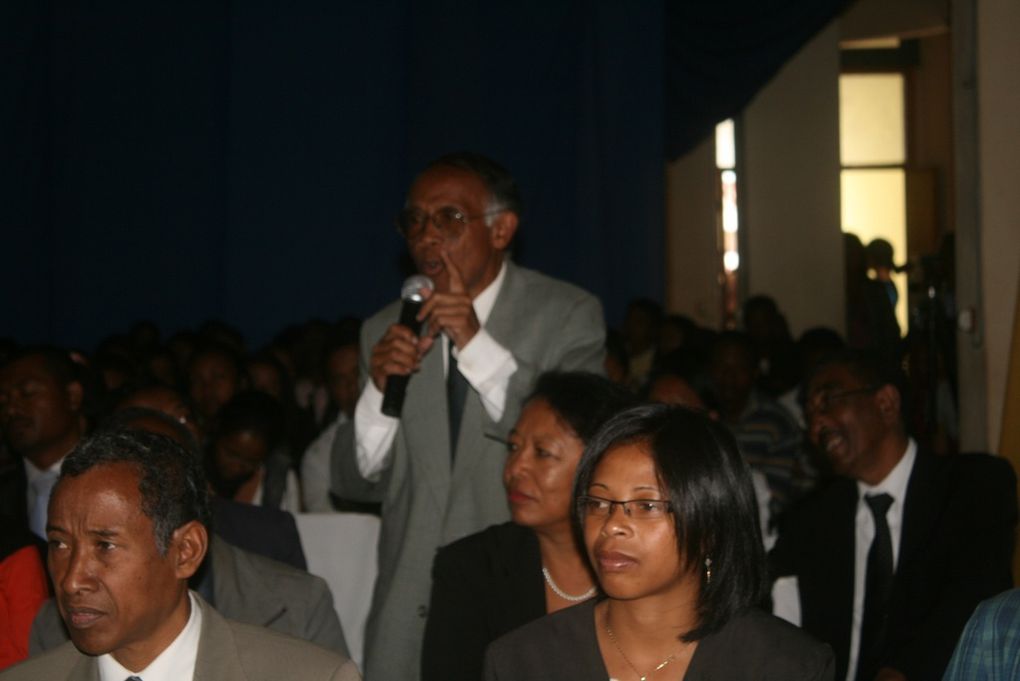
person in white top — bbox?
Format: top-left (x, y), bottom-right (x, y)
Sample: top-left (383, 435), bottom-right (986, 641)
top-left (330, 152), bottom-right (605, 681)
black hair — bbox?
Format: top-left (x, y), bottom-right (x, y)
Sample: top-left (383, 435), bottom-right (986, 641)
top-left (59, 427), bottom-right (211, 554)
top-left (210, 390), bottom-right (285, 451)
top-left (426, 151), bottom-right (523, 216)
top-left (709, 330), bottom-right (756, 368)
top-left (2, 345), bottom-right (81, 388)
top-left (525, 372), bottom-right (636, 445)
top-left (572, 404), bottom-right (766, 641)
top-left (102, 405), bottom-right (201, 458)
top-left (805, 348), bottom-right (907, 421)
top-left (625, 298), bottom-right (663, 325)
top-left (187, 340), bottom-right (246, 380)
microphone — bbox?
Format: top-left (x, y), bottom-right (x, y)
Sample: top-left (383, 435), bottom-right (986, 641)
top-left (381, 274), bottom-right (434, 417)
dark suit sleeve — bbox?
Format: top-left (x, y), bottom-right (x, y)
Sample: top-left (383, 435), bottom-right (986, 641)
top-left (886, 456), bottom-right (1018, 680)
top-left (421, 541), bottom-right (495, 681)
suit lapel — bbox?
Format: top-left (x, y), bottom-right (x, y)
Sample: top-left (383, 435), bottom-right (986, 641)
top-left (193, 595), bottom-right (247, 681)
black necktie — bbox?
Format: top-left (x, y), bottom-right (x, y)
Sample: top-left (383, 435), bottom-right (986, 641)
top-left (447, 341), bottom-right (469, 464)
top-left (856, 492), bottom-right (894, 681)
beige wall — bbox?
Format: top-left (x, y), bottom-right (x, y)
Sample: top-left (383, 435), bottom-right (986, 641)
top-left (740, 22), bottom-right (845, 336)
top-left (664, 137), bottom-right (722, 328)
top-left (977, 0), bottom-right (1020, 449)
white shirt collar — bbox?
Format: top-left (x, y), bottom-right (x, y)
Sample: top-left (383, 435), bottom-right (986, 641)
top-left (97, 591), bottom-right (203, 681)
top-left (857, 437), bottom-right (917, 501)
top-left (24, 454), bottom-right (65, 482)
top-left (470, 259), bottom-right (508, 326)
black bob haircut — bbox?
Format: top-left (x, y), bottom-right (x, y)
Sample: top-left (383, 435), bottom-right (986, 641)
top-left (572, 403), bottom-right (766, 641)
top-left (425, 151), bottom-right (523, 217)
top-left (525, 371), bottom-right (636, 445)
top-left (58, 427), bottom-right (212, 555)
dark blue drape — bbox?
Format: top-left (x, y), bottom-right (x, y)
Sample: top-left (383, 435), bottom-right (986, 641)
top-left (1, 0), bottom-right (845, 350)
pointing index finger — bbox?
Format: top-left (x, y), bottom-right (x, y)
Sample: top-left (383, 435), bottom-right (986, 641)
top-left (440, 250), bottom-right (465, 294)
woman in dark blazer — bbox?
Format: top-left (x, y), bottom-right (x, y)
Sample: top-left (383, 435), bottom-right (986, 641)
top-left (484, 404), bottom-right (834, 680)
top-left (421, 372), bottom-right (635, 681)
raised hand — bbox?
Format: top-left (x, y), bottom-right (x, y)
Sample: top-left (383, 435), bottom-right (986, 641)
top-left (417, 250), bottom-right (481, 353)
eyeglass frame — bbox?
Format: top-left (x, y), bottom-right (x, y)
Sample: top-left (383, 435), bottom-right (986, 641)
top-left (576, 494), bottom-right (673, 520)
top-left (803, 384), bottom-right (881, 422)
top-left (394, 206), bottom-right (507, 242)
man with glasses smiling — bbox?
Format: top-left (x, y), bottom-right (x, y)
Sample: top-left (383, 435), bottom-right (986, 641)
top-left (330, 152), bottom-right (605, 681)
top-left (770, 350), bottom-right (1016, 681)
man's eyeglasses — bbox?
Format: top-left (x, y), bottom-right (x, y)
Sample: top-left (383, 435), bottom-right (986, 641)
top-left (804, 385), bottom-right (880, 422)
top-left (395, 206), bottom-right (505, 242)
top-left (576, 494), bottom-right (672, 520)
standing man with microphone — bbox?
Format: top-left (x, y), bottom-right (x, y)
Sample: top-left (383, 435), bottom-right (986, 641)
top-left (331, 152), bottom-right (605, 681)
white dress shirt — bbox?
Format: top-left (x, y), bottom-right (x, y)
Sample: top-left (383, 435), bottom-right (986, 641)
top-left (24, 455), bottom-right (66, 538)
top-left (97, 591), bottom-right (203, 681)
top-left (353, 261), bottom-right (517, 480)
top-left (844, 438), bottom-right (917, 681)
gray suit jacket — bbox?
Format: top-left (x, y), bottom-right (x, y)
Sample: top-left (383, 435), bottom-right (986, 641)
top-left (331, 260), bottom-right (605, 681)
top-left (30, 536), bottom-right (349, 657)
top-left (3, 594), bottom-right (359, 681)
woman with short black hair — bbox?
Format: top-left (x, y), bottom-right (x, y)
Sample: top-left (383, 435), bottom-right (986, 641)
top-left (485, 404), bottom-right (833, 680)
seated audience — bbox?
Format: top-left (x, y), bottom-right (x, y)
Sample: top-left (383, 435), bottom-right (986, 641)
top-left (484, 404), bottom-right (833, 680)
top-left (0, 347), bottom-right (87, 539)
top-left (769, 350), bottom-right (1016, 681)
top-left (622, 298), bottom-right (663, 390)
top-left (187, 340), bottom-right (246, 426)
top-left (943, 587), bottom-right (1020, 681)
top-left (114, 393), bottom-right (307, 568)
top-left (421, 372), bottom-right (635, 681)
top-left (98, 405), bottom-right (320, 628)
top-left (207, 390), bottom-right (301, 513)
top-left (0, 427), bottom-right (359, 680)
top-left (707, 331), bottom-right (812, 520)
top-left (645, 356), bottom-right (774, 547)
top-left (301, 329), bottom-right (363, 512)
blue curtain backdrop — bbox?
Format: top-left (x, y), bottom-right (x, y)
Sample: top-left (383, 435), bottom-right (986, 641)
top-left (1, 0), bottom-right (846, 350)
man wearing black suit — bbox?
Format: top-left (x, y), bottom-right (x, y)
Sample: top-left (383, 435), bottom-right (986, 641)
top-left (770, 351), bottom-right (1016, 681)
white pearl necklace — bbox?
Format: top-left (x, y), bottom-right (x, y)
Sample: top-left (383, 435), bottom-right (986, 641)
top-left (542, 566), bottom-right (597, 602)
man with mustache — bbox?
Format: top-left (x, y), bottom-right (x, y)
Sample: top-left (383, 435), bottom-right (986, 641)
top-left (769, 350), bottom-right (1016, 681)
top-left (330, 152), bottom-right (605, 681)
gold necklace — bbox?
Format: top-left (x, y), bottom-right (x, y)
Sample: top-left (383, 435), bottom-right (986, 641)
top-left (604, 606), bottom-right (678, 681)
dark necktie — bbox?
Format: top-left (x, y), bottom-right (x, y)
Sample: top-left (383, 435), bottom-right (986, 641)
top-left (126, 676), bottom-right (143, 681)
top-left (856, 492), bottom-right (895, 681)
top-left (447, 341), bottom-right (469, 464)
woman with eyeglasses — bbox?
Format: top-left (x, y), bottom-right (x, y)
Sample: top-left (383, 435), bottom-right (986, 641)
top-left (484, 403), bottom-right (833, 680)
top-left (421, 372), bottom-right (635, 681)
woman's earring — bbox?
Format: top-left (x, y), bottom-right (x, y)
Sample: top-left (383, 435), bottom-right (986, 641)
top-left (705, 557), bottom-right (713, 585)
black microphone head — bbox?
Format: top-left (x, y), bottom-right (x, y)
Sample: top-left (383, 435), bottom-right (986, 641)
top-left (401, 275), bottom-right (434, 303)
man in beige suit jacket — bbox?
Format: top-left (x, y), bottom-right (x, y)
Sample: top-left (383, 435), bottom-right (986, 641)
top-left (0, 427), bottom-right (359, 681)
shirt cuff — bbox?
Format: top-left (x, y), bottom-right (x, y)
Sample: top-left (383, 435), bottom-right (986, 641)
top-left (453, 329), bottom-right (517, 421)
top-left (354, 382), bottom-right (399, 481)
